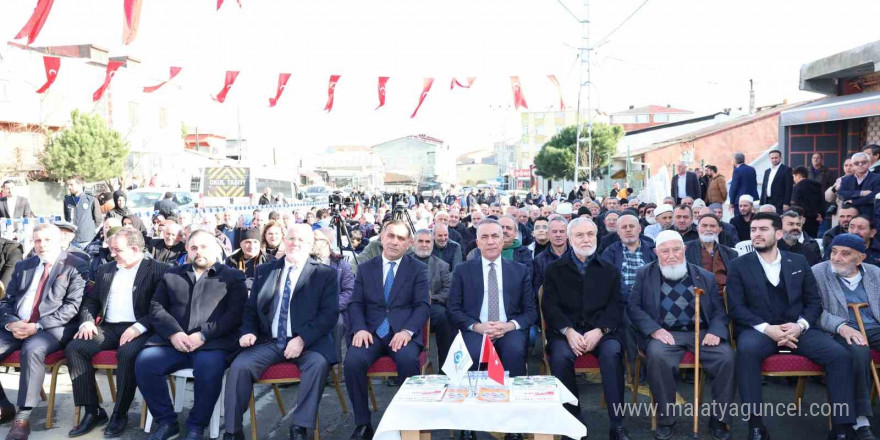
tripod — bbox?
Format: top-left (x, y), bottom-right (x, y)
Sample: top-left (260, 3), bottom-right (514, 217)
top-left (330, 213), bottom-right (358, 265)
top-left (391, 203), bottom-right (416, 235)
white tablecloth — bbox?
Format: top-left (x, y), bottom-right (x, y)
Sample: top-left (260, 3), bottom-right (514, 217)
top-left (374, 378), bottom-right (587, 440)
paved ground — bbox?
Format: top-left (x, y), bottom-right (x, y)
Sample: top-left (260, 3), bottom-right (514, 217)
top-left (0, 346), bottom-right (867, 440)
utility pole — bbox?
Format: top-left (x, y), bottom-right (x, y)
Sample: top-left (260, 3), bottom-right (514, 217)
top-left (573, 0), bottom-right (592, 187)
top-left (749, 79), bottom-right (755, 114)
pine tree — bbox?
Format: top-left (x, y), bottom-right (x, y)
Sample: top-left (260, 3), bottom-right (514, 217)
top-left (42, 110), bottom-right (129, 182)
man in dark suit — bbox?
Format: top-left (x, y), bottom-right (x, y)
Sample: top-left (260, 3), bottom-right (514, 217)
top-left (759, 150), bottom-right (794, 214)
top-left (448, 218), bottom-right (536, 440)
top-left (628, 230), bottom-right (734, 440)
top-left (791, 166), bottom-right (825, 238)
top-left (66, 227), bottom-right (169, 438)
top-left (684, 214), bottom-right (738, 294)
top-left (670, 162), bottom-right (701, 205)
top-left (0, 180), bottom-right (32, 219)
top-left (344, 220), bottom-right (429, 440)
top-left (727, 213), bottom-right (857, 440)
top-left (864, 144), bottom-right (880, 175)
top-left (0, 224), bottom-right (86, 440)
top-left (729, 152), bottom-right (759, 216)
top-left (224, 224), bottom-right (338, 440)
top-left (153, 192), bottom-right (179, 218)
top-left (838, 152), bottom-right (880, 219)
top-left (412, 230), bottom-right (453, 367)
top-left (0, 238), bottom-right (23, 295)
top-left (135, 230), bottom-right (248, 440)
top-left (543, 218), bottom-right (630, 440)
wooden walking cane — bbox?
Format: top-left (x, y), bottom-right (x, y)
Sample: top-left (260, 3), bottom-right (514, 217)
top-left (693, 287), bottom-right (705, 439)
top-left (848, 303), bottom-right (880, 399)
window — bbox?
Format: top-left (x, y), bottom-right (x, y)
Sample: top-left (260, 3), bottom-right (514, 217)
top-left (522, 125), bottom-right (530, 135)
top-left (555, 112), bottom-right (565, 119)
top-left (158, 107), bottom-right (168, 129)
top-left (653, 113), bottom-right (669, 123)
top-left (612, 115), bottom-right (636, 124)
top-left (536, 125), bottom-right (546, 136)
top-left (635, 114), bottom-right (649, 123)
top-left (535, 112), bottom-right (545, 120)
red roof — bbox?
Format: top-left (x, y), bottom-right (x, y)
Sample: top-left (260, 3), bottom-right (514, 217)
top-left (612, 105), bottom-right (693, 116)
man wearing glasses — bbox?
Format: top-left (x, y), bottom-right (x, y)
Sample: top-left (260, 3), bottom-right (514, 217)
top-left (838, 152), bottom-right (880, 219)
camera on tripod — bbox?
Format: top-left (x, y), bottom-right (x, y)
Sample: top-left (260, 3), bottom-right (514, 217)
top-left (389, 192), bottom-right (409, 207)
top-left (328, 191), bottom-right (355, 215)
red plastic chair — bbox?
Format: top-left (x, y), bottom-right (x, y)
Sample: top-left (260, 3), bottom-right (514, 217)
top-left (0, 350), bottom-right (65, 428)
top-left (246, 360), bottom-right (348, 440)
top-left (365, 321), bottom-right (432, 411)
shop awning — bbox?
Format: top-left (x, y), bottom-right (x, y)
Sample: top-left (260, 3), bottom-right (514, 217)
top-left (780, 90), bottom-right (880, 126)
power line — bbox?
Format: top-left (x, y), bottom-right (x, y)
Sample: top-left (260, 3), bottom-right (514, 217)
top-left (594, 0), bottom-right (651, 48)
top-left (554, 0), bottom-right (584, 22)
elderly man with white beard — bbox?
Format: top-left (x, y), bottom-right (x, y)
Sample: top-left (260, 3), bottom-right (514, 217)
top-left (684, 214), bottom-right (738, 295)
top-left (814, 233), bottom-right (880, 440)
top-left (628, 230), bottom-right (734, 440)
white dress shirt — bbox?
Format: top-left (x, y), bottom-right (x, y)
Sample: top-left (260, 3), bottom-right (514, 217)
top-left (272, 259), bottom-right (304, 338)
top-left (17, 259), bottom-right (48, 320)
top-left (766, 164), bottom-right (780, 197)
top-left (382, 256), bottom-right (402, 281)
top-left (677, 174), bottom-right (688, 199)
top-left (471, 257), bottom-right (522, 330)
top-left (5, 195), bottom-right (17, 216)
top-left (753, 249), bottom-right (810, 334)
top-left (104, 261), bottom-right (147, 333)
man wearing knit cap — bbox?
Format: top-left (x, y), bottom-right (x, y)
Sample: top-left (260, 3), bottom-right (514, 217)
top-left (644, 204), bottom-right (674, 241)
top-left (848, 216), bottom-right (880, 268)
top-left (728, 212), bottom-right (858, 440)
top-left (628, 230), bottom-right (733, 440)
top-left (815, 233), bottom-right (880, 440)
top-left (225, 227), bottom-right (275, 290)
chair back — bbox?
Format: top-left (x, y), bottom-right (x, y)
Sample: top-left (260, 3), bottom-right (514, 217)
top-left (734, 240), bottom-right (754, 256)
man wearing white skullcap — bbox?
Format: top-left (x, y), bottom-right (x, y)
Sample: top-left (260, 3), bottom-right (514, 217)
top-left (627, 229), bottom-right (734, 440)
top-left (644, 204), bottom-right (674, 241)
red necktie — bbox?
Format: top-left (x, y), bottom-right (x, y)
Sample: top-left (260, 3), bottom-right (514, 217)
top-left (28, 262), bottom-right (52, 323)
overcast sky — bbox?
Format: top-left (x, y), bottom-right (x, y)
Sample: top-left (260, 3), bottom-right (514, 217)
top-left (3, 0), bottom-right (880, 157)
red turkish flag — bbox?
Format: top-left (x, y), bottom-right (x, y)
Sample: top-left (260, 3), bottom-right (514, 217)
top-left (143, 66), bottom-right (181, 93)
top-left (376, 76), bottom-right (389, 110)
top-left (480, 334), bottom-right (505, 385)
top-left (547, 75), bottom-right (565, 110)
top-left (212, 71), bottom-right (239, 103)
top-left (268, 73), bottom-right (291, 107)
top-left (324, 75), bottom-right (341, 112)
top-left (92, 61), bottom-right (124, 102)
top-left (410, 78), bottom-right (434, 118)
top-left (122, 0), bottom-right (143, 45)
top-left (450, 77), bottom-right (476, 90)
top-left (510, 76), bottom-right (528, 110)
top-left (35, 56), bottom-right (60, 94)
top-left (216, 0), bottom-right (242, 10)
top-left (15, 0), bottom-right (55, 45)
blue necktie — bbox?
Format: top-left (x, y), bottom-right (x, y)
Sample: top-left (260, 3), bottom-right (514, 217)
top-left (276, 269), bottom-right (294, 349)
top-left (376, 262), bottom-right (395, 338)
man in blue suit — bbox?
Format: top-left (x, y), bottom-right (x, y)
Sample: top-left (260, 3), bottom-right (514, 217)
top-left (448, 218), bottom-right (537, 377)
top-left (344, 220), bottom-right (430, 440)
top-left (838, 152), bottom-right (880, 219)
top-left (729, 152), bottom-right (759, 216)
top-left (223, 224), bottom-right (339, 440)
top-left (448, 218), bottom-right (537, 440)
top-left (727, 212), bottom-right (858, 440)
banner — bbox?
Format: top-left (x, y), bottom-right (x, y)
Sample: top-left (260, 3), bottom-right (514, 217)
top-left (203, 166), bottom-right (250, 197)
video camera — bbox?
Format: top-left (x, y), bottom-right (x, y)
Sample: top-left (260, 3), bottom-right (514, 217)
top-left (328, 192), bottom-right (355, 215)
top-left (389, 192), bottom-right (409, 207)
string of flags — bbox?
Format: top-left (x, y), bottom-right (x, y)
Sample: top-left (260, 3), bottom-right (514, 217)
top-left (31, 54), bottom-right (567, 116)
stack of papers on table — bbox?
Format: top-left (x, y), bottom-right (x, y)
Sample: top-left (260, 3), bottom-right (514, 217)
top-left (396, 375), bottom-right (449, 402)
top-left (510, 376), bottom-right (559, 402)
top-left (476, 382), bottom-right (510, 402)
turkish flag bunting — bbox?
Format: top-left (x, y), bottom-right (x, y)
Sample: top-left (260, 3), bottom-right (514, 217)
top-left (510, 76), bottom-right (528, 110)
top-left (122, 0), bottom-right (143, 45)
top-left (93, 61), bottom-right (124, 102)
top-left (450, 77), bottom-right (476, 90)
top-left (547, 75), bottom-right (565, 110)
top-left (15, 0), bottom-right (55, 45)
top-left (269, 73), bottom-right (291, 107)
top-left (324, 75), bottom-right (341, 112)
top-left (376, 76), bottom-right (390, 110)
top-left (212, 71), bottom-right (240, 103)
top-left (480, 334), bottom-right (505, 385)
top-left (410, 78), bottom-right (434, 118)
top-left (217, 0), bottom-right (242, 10)
top-left (35, 56), bottom-right (60, 94)
top-left (143, 67), bottom-right (182, 93)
